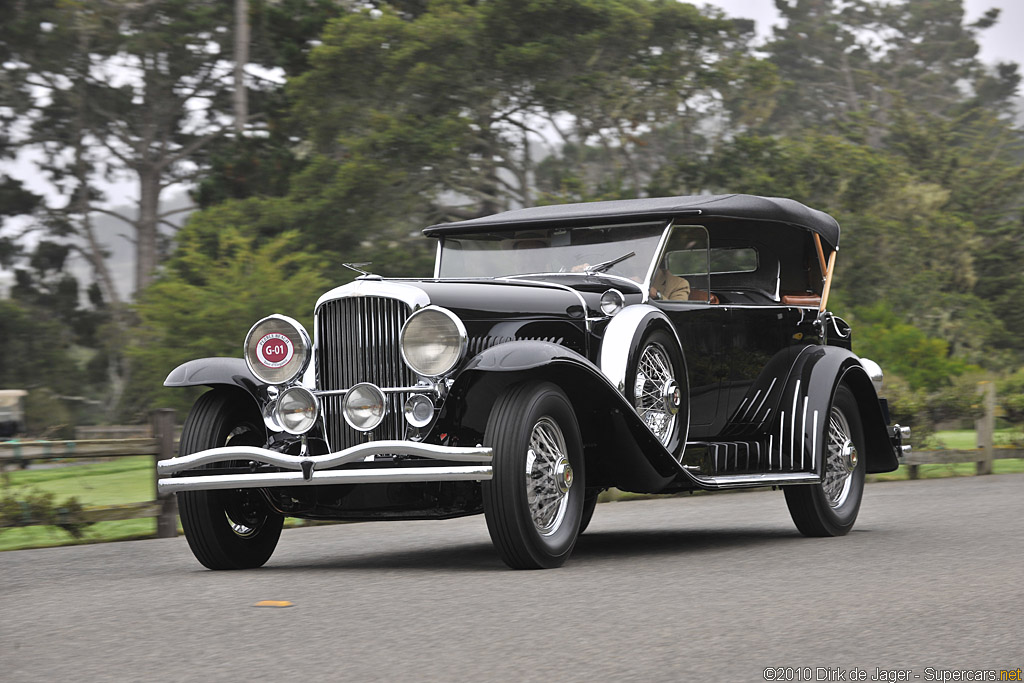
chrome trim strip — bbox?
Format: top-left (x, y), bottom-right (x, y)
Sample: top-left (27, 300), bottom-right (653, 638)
top-left (433, 239), bottom-right (443, 279)
top-left (158, 465), bottom-right (492, 494)
top-left (812, 409), bottom-right (819, 470)
top-left (776, 411), bottom-right (784, 471)
top-left (315, 279), bottom-right (431, 312)
top-left (753, 378), bottom-right (777, 422)
top-left (790, 380), bottom-right (800, 469)
top-left (800, 396), bottom-right (809, 470)
top-left (736, 396), bottom-right (750, 419)
top-left (691, 472), bottom-right (820, 488)
top-left (158, 441), bottom-right (493, 475)
top-left (638, 222), bottom-right (671, 305)
top-left (314, 385), bottom-right (436, 397)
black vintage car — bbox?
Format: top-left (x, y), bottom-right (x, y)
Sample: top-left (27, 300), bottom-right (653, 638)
top-left (158, 194), bottom-right (908, 570)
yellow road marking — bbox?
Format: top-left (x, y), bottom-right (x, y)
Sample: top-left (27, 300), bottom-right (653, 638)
top-left (253, 600), bottom-right (293, 608)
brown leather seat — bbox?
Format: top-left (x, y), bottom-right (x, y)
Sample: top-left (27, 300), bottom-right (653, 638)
top-left (689, 289), bottom-right (720, 304)
top-left (781, 293), bottom-right (821, 306)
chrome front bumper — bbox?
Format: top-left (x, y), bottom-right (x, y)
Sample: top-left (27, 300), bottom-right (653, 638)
top-left (157, 441), bottom-right (493, 494)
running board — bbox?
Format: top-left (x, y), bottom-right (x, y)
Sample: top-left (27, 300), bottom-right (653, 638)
top-left (682, 471), bottom-right (821, 490)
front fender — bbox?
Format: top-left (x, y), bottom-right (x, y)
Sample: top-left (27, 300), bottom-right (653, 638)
top-left (164, 357), bottom-right (267, 411)
top-left (439, 340), bottom-right (682, 492)
top-left (599, 304), bottom-right (683, 395)
top-left (776, 346), bottom-right (898, 475)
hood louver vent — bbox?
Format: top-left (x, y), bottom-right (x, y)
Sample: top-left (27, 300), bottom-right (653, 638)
top-left (467, 336), bottom-right (565, 356)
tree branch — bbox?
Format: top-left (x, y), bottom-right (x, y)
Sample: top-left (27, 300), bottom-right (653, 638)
top-left (94, 134), bottom-right (137, 168)
top-left (158, 218), bottom-right (184, 232)
top-left (157, 205), bottom-right (196, 219)
top-left (89, 206), bottom-right (137, 228)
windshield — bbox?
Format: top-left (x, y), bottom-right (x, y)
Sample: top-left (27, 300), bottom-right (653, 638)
top-left (437, 221), bottom-right (668, 281)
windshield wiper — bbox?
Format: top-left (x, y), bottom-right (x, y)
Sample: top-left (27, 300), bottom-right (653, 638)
top-left (585, 251), bottom-right (635, 275)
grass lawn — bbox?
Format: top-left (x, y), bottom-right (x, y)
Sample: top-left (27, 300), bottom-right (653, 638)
top-left (929, 428), bottom-right (1023, 450)
top-left (0, 456), bottom-right (158, 551)
top-left (3, 433), bottom-right (1022, 551)
top-left (866, 458), bottom-right (1024, 482)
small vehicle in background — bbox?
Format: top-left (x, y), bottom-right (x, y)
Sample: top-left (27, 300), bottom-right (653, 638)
top-left (0, 389), bottom-right (27, 439)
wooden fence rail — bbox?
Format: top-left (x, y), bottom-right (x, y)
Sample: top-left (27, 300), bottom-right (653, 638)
top-left (1, 409), bottom-right (1021, 537)
top-left (0, 409), bottom-right (179, 537)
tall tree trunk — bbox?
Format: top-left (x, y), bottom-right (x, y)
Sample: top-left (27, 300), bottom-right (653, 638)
top-left (234, 0), bottom-right (250, 133)
top-left (73, 6), bottom-right (129, 419)
top-left (135, 167), bottom-right (161, 294)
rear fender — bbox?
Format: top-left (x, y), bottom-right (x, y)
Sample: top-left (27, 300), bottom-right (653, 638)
top-left (774, 346), bottom-right (898, 475)
top-left (438, 340), bottom-right (681, 492)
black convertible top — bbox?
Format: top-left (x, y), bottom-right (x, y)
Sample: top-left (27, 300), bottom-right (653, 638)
top-left (424, 194), bottom-right (841, 248)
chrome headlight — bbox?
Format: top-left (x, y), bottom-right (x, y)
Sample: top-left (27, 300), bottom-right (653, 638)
top-left (244, 315), bottom-right (311, 385)
top-left (343, 383), bottom-right (387, 432)
top-left (600, 288), bottom-right (625, 316)
top-left (404, 393), bottom-right (435, 428)
top-left (400, 306), bottom-right (467, 377)
top-left (275, 386), bottom-right (319, 435)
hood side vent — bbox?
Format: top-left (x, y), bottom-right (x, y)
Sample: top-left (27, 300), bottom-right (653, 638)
top-left (467, 335), bottom-right (565, 356)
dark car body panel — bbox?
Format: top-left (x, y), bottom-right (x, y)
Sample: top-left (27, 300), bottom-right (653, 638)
top-left (163, 357), bottom-right (267, 409)
top-left (439, 340), bottom-right (682, 492)
top-left (163, 194), bottom-right (903, 530)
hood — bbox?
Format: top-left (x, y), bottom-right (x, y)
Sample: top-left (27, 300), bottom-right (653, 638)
top-left (317, 276), bottom-right (625, 321)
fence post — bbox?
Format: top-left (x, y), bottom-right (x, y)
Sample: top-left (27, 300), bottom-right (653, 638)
top-left (152, 409), bottom-right (178, 537)
top-left (975, 382), bottom-right (995, 476)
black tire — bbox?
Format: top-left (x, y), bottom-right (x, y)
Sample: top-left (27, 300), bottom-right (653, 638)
top-left (177, 389), bottom-right (283, 569)
top-left (627, 328), bottom-right (685, 452)
top-left (784, 384), bottom-right (866, 537)
top-left (482, 382), bottom-right (585, 569)
top-left (578, 488), bottom-right (600, 535)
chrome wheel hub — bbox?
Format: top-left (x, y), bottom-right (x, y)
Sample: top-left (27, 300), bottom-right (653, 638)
top-left (525, 417), bottom-right (571, 536)
top-left (555, 457), bottom-right (573, 494)
top-left (223, 491), bottom-right (266, 538)
top-left (634, 342), bottom-right (677, 445)
top-left (823, 409), bottom-right (855, 508)
top-left (843, 439), bottom-right (858, 472)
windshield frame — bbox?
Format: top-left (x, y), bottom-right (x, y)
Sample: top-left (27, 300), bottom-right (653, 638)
top-left (433, 220), bottom-right (672, 287)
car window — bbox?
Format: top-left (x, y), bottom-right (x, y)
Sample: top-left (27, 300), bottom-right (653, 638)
top-left (438, 221), bottom-right (667, 280)
top-left (654, 225), bottom-right (711, 303)
top-left (710, 247), bottom-right (758, 274)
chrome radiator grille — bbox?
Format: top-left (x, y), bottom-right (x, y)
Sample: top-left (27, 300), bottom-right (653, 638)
top-left (315, 296), bottom-right (415, 451)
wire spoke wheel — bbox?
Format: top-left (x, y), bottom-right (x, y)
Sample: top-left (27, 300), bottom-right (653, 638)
top-left (483, 382), bottom-right (585, 569)
top-left (823, 410), bottom-right (855, 508)
top-left (783, 383), bottom-right (865, 537)
top-left (633, 341), bottom-right (677, 445)
top-left (526, 417), bottom-right (571, 535)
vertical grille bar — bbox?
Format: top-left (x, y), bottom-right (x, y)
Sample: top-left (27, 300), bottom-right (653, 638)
top-left (316, 296), bottom-right (415, 451)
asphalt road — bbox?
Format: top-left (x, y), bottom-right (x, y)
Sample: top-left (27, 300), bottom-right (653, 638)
top-left (2, 474), bottom-right (1022, 682)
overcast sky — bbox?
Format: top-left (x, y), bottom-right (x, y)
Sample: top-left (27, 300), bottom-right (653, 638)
top-left (704, 0), bottom-right (1023, 66)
